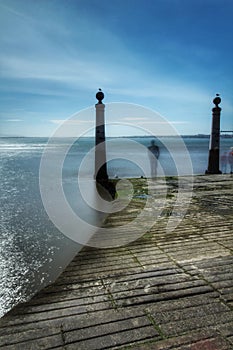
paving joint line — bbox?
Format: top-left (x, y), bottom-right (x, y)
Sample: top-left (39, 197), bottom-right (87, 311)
top-left (189, 218), bottom-right (233, 256)
top-left (113, 326), bottom-right (232, 350)
top-left (206, 239), bottom-right (233, 255)
top-left (60, 323), bottom-right (68, 349)
top-left (165, 244), bottom-right (233, 314)
top-left (186, 269), bottom-right (233, 312)
top-left (144, 309), bottom-right (167, 340)
top-left (215, 327), bottom-right (233, 349)
top-left (153, 241), bottom-right (201, 280)
top-left (126, 248), bottom-right (146, 269)
top-left (100, 278), bottom-right (118, 310)
top-left (152, 242), bottom-right (233, 309)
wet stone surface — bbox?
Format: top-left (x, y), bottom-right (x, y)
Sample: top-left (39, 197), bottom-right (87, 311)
top-left (0, 174), bottom-right (232, 349)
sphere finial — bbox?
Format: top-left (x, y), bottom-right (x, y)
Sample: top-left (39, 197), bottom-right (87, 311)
top-left (213, 93), bottom-right (221, 107)
top-left (96, 88), bottom-right (104, 104)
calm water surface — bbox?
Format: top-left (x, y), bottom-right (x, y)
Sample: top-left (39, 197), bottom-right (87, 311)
top-left (0, 136), bottom-right (232, 317)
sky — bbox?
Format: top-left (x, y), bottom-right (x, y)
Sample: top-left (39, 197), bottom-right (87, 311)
top-left (0, 0), bottom-right (232, 137)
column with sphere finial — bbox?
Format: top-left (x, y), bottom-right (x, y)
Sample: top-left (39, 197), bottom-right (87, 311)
top-left (95, 88), bottom-right (108, 181)
top-left (205, 94), bottom-right (222, 174)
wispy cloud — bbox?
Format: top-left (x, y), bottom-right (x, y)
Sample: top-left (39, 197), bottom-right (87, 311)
top-left (108, 83), bottom-right (211, 104)
top-left (50, 119), bottom-right (93, 125)
top-left (0, 0), bottom-right (215, 115)
top-left (0, 1), bottom-right (136, 92)
top-left (4, 119), bottom-right (23, 122)
top-left (137, 121), bottom-right (189, 125)
top-left (122, 117), bottom-right (150, 121)
top-left (0, 2), bottom-right (31, 21)
top-left (0, 0), bottom-right (232, 136)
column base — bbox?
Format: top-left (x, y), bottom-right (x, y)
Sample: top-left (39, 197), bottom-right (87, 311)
top-left (96, 179), bottom-right (116, 201)
top-left (205, 170), bottom-right (222, 175)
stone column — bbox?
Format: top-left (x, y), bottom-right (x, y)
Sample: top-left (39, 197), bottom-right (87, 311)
top-left (95, 89), bottom-right (108, 181)
top-left (206, 94), bottom-right (222, 174)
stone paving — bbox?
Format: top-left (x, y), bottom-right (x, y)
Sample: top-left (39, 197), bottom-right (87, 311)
top-left (0, 175), bottom-right (232, 349)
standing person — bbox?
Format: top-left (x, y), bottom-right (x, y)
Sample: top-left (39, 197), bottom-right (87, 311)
top-left (148, 140), bottom-right (160, 178)
top-left (228, 147), bottom-right (233, 174)
top-left (221, 151), bottom-right (228, 174)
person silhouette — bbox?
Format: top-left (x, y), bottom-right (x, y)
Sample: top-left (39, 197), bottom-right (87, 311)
top-left (228, 147), bottom-right (233, 174)
top-left (148, 140), bottom-right (160, 178)
top-left (221, 151), bottom-right (228, 174)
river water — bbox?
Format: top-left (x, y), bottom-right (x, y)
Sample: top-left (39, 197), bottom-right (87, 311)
top-left (0, 136), bottom-right (232, 317)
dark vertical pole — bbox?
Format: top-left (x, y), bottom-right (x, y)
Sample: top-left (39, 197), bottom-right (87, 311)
top-left (95, 89), bottom-right (108, 182)
top-left (206, 94), bottom-right (222, 174)
top-left (94, 89), bottom-right (116, 199)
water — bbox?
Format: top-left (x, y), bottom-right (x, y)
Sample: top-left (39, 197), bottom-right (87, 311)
top-left (0, 136), bottom-right (232, 317)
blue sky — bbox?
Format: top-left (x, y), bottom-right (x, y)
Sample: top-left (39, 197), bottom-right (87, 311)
top-left (0, 0), bottom-right (232, 136)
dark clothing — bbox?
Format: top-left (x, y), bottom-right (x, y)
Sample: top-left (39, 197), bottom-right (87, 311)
top-left (148, 145), bottom-right (160, 159)
top-left (228, 150), bottom-right (233, 173)
top-left (148, 143), bottom-right (160, 177)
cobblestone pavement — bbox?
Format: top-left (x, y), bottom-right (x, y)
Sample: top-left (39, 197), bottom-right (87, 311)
top-left (0, 175), bottom-right (232, 349)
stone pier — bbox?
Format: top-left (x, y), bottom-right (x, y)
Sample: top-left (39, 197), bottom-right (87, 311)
top-left (0, 175), bottom-right (232, 349)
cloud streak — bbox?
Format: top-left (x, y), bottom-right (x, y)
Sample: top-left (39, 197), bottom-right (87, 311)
top-left (0, 1), bottom-right (212, 107)
top-left (4, 119), bottom-right (23, 122)
top-left (0, 0), bottom-right (232, 136)
top-left (50, 119), bottom-right (93, 125)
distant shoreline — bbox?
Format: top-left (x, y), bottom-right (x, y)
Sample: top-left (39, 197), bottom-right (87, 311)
top-left (1, 134), bottom-right (232, 139)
